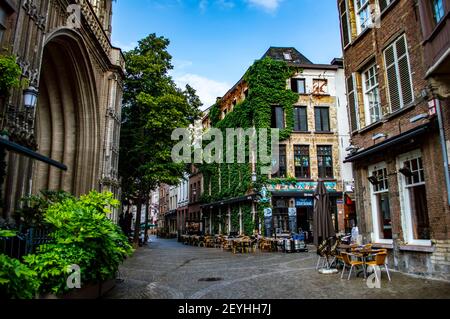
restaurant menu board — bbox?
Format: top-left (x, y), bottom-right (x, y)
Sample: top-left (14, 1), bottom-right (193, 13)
top-left (264, 208), bottom-right (272, 237)
top-left (288, 208), bottom-right (297, 233)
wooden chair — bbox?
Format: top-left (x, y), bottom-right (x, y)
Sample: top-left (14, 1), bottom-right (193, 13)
top-left (366, 252), bottom-right (391, 282)
top-left (341, 252), bottom-right (366, 280)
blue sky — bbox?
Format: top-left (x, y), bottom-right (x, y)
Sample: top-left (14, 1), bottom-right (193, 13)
top-left (112, 0), bottom-right (343, 108)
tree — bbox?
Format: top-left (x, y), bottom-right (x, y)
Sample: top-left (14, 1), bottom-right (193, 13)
top-left (119, 34), bottom-right (202, 246)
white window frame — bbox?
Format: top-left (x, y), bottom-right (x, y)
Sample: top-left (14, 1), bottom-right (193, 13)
top-left (383, 34), bottom-right (415, 112)
top-left (362, 64), bottom-right (381, 125)
top-left (354, 0), bottom-right (372, 34)
top-left (433, 0), bottom-right (445, 23)
top-left (378, 0), bottom-right (395, 13)
top-left (369, 162), bottom-right (393, 244)
top-left (397, 150), bottom-right (432, 246)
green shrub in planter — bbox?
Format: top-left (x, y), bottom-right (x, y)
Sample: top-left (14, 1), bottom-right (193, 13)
top-left (24, 191), bottom-right (133, 296)
top-left (0, 230), bottom-right (39, 299)
top-left (16, 190), bottom-right (74, 229)
top-left (0, 254), bottom-right (39, 299)
top-left (24, 243), bottom-right (95, 296)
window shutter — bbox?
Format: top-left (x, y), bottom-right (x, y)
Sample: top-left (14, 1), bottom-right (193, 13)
top-left (340, 1), bottom-right (350, 47)
top-left (315, 108), bottom-right (321, 131)
top-left (385, 45), bottom-right (401, 112)
top-left (396, 36), bottom-right (413, 106)
top-left (294, 108), bottom-right (300, 131)
top-left (291, 79), bottom-right (298, 93)
top-left (300, 107), bottom-right (308, 131)
top-left (347, 75), bottom-right (359, 132)
top-left (323, 108), bottom-right (330, 132)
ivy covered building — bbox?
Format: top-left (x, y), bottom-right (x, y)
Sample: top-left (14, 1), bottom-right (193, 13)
top-left (199, 47), bottom-right (352, 240)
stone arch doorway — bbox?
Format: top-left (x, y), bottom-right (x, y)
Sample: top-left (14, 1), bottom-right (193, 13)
top-left (32, 30), bottom-right (100, 196)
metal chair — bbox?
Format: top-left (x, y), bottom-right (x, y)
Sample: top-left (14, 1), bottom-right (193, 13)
top-left (341, 252), bottom-right (366, 280)
top-left (366, 252), bottom-right (391, 282)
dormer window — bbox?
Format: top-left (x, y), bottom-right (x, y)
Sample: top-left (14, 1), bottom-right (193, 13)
top-left (283, 52), bottom-right (292, 60)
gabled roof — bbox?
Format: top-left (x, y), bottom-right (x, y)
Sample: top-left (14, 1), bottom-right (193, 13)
top-left (262, 47), bottom-right (313, 65)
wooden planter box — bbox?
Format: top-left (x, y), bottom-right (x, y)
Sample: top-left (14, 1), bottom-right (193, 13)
top-left (40, 279), bottom-right (116, 299)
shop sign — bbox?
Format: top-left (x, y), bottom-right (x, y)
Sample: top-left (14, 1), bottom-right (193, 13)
top-left (264, 208), bottom-right (272, 218)
top-left (268, 181), bottom-right (337, 192)
top-left (295, 198), bottom-right (314, 207)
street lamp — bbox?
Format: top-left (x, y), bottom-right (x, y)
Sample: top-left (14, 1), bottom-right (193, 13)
top-left (23, 86), bottom-right (39, 109)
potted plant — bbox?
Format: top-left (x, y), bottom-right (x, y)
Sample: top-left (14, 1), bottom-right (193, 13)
top-left (23, 191), bottom-right (134, 299)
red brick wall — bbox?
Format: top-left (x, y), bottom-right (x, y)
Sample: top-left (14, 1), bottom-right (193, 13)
top-left (342, 0), bottom-right (450, 240)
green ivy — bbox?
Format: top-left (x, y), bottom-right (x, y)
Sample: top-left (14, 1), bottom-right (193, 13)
top-left (0, 254), bottom-right (39, 299)
top-left (199, 57), bottom-right (298, 235)
top-left (23, 191), bottom-right (134, 297)
top-left (242, 204), bottom-right (254, 236)
top-left (230, 205), bottom-right (239, 233)
top-left (0, 55), bottom-right (22, 95)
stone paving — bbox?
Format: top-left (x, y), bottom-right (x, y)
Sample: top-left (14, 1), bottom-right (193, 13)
top-left (105, 236), bottom-right (450, 299)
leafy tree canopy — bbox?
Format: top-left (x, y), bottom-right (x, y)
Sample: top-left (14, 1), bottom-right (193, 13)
top-left (119, 34), bottom-right (202, 203)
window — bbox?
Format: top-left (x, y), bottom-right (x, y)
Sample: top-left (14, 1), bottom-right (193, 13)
top-left (294, 145), bottom-right (310, 179)
top-left (271, 106), bottom-right (285, 129)
top-left (314, 107), bottom-right (330, 132)
top-left (312, 79), bottom-right (328, 95)
top-left (432, 0), bottom-right (445, 23)
top-left (398, 152), bottom-right (431, 242)
top-left (244, 88), bottom-right (249, 99)
top-left (273, 145), bottom-right (287, 178)
top-left (362, 64), bottom-right (381, 124)
top-left (354, 0), bottom-right (372, 34)
top-left (293, 106), bottom-right (308, 132)
top-left (283, 52), bottom-right (292, 60)
top-left (347, 74), bottom-right (360, 131)
top-left (291, 78), bottom-right (306, 94)
top-left (340, 0), bottom-right (351, 47)
top-left (317, 146), bottom-right (333, 178)
top-left (369, 164), bottom-right (393, 241)
top-left (0, 6), bottom-right (6, 43)
top-left (384, 35), bottom-right (414, 112)
top-left (379, 0), bottom-right (395, 12)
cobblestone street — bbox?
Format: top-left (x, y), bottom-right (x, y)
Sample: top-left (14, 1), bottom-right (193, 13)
top-left (105, 236), bottom-right (450, 299)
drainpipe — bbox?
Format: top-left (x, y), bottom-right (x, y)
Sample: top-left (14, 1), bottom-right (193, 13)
top-left (436, 99), bottom-right (450, 206)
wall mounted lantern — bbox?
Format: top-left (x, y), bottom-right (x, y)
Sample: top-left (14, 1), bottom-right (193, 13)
top-left (23, 86), bottom-right (39, 109)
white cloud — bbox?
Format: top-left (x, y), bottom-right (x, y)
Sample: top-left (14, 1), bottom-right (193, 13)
top-left (173, 73), bottom-right (231, 110)
top-left (112, 41), bottom-right (137, 52)
top-left (246, 0), bottom-right (282, 11)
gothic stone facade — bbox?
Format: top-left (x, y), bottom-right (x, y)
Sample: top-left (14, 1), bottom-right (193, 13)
top-left (0, 0), bottom-right (124, 221)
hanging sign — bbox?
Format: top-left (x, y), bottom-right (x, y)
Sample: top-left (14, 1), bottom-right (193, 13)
top-left (295, 198), bottom-right (314, 207)
top-left (288, 207), bottom-right (297, 217)
top-left (264, 208), bottom-right (272, 218)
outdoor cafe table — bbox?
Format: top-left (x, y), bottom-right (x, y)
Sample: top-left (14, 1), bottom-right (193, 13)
top-left (225, 238), bottom-right (252, 253)
top-left (339, 245), bottom-right (377, 278)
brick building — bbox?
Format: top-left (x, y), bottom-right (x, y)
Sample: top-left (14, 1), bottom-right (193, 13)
top-left (338, 0), bottom-right (450, 280)
top-left (187, 165), bottom-right (203, 234)
top-left (200, 47), bottom-right (351, 240)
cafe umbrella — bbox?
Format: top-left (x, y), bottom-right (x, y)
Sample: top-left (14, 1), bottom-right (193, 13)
top-left (313, 180), bottom-right (337, 273)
